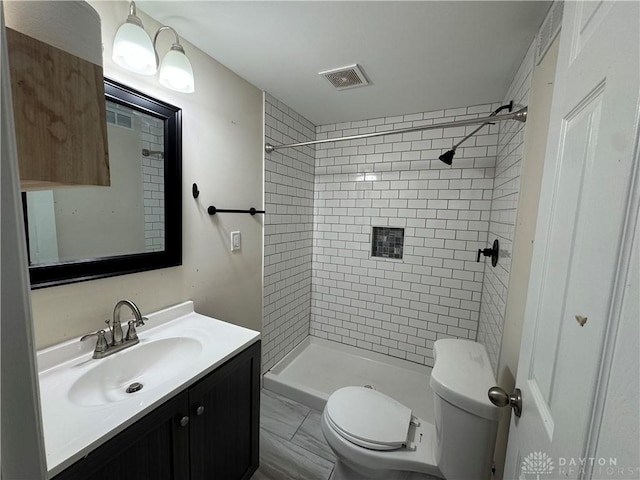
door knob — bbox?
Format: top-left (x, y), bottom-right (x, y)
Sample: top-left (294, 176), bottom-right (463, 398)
top-left (488, 386), bottom-right (522, 417)
top-left (196, 405), bottom-right (205, 416)
top-left (179, 416), bottom-right (190, 427)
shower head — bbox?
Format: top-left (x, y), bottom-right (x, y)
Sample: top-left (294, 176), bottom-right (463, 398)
top-left (439, 149), bottom-right (456, 166)
top-left (438, 101), bottom-right (514, 167)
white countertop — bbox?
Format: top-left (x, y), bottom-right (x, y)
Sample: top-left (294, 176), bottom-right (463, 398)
top-left (37, 301), bottom-right (260, 478)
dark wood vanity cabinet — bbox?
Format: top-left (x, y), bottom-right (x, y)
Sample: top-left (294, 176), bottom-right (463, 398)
top-left (54, 341), bottom-right (260, 480)
top-left (189, 341), bottom-right (259, 479)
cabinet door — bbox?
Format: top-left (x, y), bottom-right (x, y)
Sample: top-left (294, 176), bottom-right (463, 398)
top-left (6, 27), bottom-right (109, 189)
top-left (54, 391), bottom-right (190, 480)
top-left (188, 341), bottom-right (260, 480)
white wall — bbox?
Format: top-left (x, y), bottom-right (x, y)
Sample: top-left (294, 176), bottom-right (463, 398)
top-left (26, 190), bottom-right (60, 264)
top-left (30, 1), bottom-right (264, 348)
top-left (310, 104), bottom-right (500, 366)
top-left (53, 124), bottom-right (146, 260)
top-left (594, 208), bottom-right (639, 477)
top-left (263, 94), bottom-right (315, 372)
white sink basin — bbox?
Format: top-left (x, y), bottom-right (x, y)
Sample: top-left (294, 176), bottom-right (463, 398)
top-left (37, 300), bottom-right (260, 478)
top-left (68, 337), bottom-right (202, 406)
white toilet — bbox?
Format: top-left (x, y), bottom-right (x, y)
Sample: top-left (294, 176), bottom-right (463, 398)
top-left (321, 339), bottom-right (501, 480)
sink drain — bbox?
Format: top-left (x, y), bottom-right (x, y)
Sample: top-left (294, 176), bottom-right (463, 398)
top-left (126, 382), bottom-right (143, 393)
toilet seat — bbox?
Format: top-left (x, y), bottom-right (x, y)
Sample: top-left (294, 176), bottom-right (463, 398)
top-left (321, 407), bottom-right (442, 478)
top-left (321, 340), bottom-right (499, 480)
top-left (324, 386), bottom-right (412, 451)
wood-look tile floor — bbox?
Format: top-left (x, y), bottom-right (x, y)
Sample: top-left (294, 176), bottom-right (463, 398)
top-left (252, 389), bottom-right (335, 480)
top-left (252, 389), bottom-right (438, 480)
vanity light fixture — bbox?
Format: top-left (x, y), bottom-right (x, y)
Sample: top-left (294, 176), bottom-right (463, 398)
top-left (112, 1), bottom-right (195, 93)
top-left (112, 1), bottom-right (156, 75)
top-left (154, 26), bottom-right (195, 93)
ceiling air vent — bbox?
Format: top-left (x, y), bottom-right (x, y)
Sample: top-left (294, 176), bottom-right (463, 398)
top-left (319, 64), bottom-right (369, 91)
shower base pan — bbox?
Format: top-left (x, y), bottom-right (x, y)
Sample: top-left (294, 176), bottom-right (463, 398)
top-left (263, 336), bottom-right (434, 421)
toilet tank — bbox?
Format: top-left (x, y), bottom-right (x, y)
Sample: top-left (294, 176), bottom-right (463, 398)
top-left (429, 339), bottom-right (501, 480)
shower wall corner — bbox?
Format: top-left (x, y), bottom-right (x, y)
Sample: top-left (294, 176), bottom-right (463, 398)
top-left (263, 93), bottom-right (316, 373)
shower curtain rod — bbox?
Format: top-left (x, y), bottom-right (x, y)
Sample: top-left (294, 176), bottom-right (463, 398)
top-left (264, 106), bottom-right (527, 153)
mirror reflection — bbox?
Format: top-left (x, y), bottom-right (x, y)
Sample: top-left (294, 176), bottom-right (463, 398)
top-left (24, 78), bottom-right (182, 289)
top-left (25, 101), bottom-right (165, 265)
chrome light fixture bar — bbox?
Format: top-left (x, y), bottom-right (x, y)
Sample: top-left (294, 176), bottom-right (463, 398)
top-left (265, 107), bottom-right (527, 153)
top-left (112, 1), bottom-right (195, 93)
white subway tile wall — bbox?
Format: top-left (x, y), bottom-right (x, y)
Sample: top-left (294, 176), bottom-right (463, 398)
top-left (141, 117), bottom-right (165, 252)
top-left (310, 103), bottom-right (501, 366)
top-left (263, 94), bottom-right (316, 372)
top-left (477, 42), bottom-right (536, 372)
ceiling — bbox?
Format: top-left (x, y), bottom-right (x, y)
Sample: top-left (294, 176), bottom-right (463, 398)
top-left (138, 1), bottom-right (550, 126)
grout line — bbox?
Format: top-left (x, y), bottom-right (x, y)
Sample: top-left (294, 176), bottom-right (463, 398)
top-left (328, 464), bottom-right (336, 480)
top-left (291, 408), bottom-right (312, 440)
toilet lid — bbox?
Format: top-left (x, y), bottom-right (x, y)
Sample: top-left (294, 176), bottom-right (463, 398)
top-left (325, 386), bottom-right (412, 450)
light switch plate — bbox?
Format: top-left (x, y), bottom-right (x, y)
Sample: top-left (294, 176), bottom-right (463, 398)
top-left (231, 231), bottom-right (241, 252)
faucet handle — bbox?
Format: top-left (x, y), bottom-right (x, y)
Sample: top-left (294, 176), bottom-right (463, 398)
top-left (125, 320), bottom-right (139, 342)
top-left (80, 330), bottom-right (108, 354)
top-left (104, 318), bottom-right (113, 337)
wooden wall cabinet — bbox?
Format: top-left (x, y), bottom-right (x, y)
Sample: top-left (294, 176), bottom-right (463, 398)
top-left (53, 341), bottom-right (261, 480)
top-left (6, 27), bottom-right (109, 190)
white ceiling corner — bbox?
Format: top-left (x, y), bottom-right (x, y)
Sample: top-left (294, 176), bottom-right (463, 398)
top-left (137, 1), bottom-right (551, 126)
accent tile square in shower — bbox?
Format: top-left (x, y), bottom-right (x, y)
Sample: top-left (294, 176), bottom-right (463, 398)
top-left (371, 227), bottom-right (404, 259)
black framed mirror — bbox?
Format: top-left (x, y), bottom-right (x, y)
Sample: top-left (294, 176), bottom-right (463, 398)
top-left (23, 78), bottom-right (182, 288)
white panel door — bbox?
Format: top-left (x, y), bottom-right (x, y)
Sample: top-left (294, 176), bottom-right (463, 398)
top-left (0, 3), bottom-right (47, 477)
top-left (504, 1), bottom-right (640, 479)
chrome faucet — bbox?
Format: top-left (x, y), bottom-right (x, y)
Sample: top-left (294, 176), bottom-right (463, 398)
top-left (81, 299), bottom-right (148, 359)
top-left (112, 299), bottom-right (147, 343)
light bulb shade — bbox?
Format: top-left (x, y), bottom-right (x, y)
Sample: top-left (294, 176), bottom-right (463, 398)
top-left (112, 22), bottom-right (157, 75)
top-left (159, 47), bottom-right (195, 93)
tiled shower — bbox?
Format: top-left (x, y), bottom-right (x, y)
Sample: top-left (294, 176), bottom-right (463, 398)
top-left (310, 102), bottom-right (500, 367)
top-left (263, 41), bottom-right (534, 375)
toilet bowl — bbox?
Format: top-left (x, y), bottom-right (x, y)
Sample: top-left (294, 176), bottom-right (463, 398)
top-left (321, 339), bottom-right (501, 480)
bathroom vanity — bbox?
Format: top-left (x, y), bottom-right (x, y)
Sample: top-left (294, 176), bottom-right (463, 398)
top-left (37, 301), bottom-right (260, 480)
